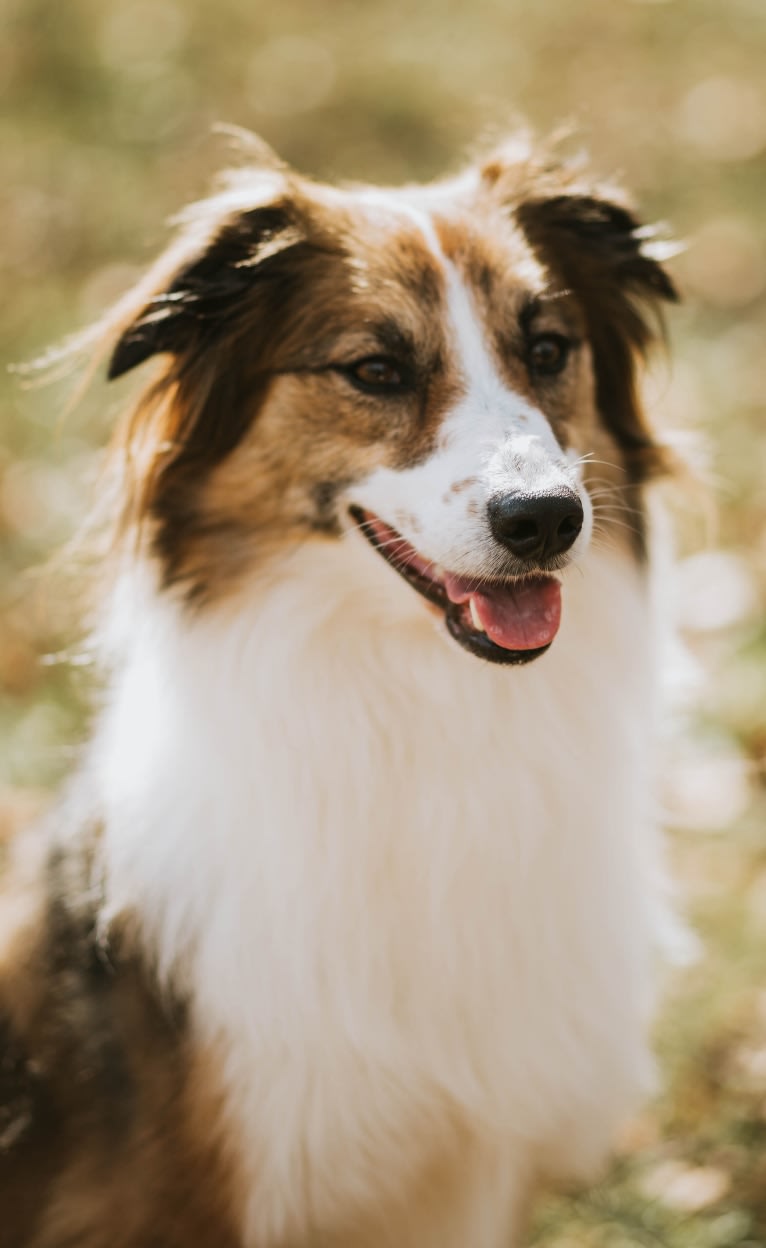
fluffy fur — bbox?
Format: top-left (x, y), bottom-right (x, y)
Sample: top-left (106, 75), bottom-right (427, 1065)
top-left (1, 135), bottom-right (680, 1247)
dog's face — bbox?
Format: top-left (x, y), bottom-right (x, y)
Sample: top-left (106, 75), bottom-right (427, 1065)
top-left (105, 142), bottom-right (676, 664)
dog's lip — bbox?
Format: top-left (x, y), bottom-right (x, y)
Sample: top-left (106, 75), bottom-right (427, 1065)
top-left (349, 505), bottom-right (449, 610)
top-left (348, 505), bottom-right (561, 665)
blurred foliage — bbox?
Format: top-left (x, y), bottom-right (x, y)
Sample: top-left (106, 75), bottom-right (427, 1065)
top-left (2, 0), bottom-right (765, 1242)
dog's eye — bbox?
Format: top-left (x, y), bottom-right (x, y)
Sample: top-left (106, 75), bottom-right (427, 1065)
top-left (344, 356), bottom-right (410, 395)
top-left (527, 334), bottom-right (571, 378)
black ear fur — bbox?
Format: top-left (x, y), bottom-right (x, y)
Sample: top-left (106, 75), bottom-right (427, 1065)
top-left (517, 193), bottom-right (678, 312)
top-left (517, 190), bottom-right (678, 476)
top-left (107, 205), bottom-right (303, 380)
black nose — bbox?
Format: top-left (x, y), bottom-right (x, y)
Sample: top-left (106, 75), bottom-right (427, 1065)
top-left (488, 489), bottom-right (584, 561)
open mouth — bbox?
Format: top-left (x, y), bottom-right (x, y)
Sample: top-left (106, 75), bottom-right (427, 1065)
top-left (349, 506), bottom-right (562, 666)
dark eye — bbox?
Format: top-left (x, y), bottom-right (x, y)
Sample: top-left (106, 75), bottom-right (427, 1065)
top-left (344, 356), bottom-right (410, 395)
top-left (527, 333), bottom-right (572, 378)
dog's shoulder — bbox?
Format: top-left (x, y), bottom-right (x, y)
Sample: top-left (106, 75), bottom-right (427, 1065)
top-left (0, 808), bottom-right (241, 1248)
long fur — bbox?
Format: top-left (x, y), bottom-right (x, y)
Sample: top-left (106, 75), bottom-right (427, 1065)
top-left (0, 134), bottom-right (680, 1248)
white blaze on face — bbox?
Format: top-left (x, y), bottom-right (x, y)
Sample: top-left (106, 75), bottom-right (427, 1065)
top-left (352, 215), bottom-right (592, 578)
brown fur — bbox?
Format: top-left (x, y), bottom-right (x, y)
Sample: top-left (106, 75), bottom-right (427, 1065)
top-left (83, 137), bottom-right (676, 603)
top-left (2, 134), bottom-right (678, 1245)
top-left (0, 819), bottom-right (242, 1248)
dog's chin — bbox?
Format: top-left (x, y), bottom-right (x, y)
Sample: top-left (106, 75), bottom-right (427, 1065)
top-left (348, 506), bottom-right (562, 667)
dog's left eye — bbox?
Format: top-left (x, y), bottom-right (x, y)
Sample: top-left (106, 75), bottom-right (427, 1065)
top-left (527, 333), bottom-right (572, 378)
top-left (344, 356), bottom-right (411, 395)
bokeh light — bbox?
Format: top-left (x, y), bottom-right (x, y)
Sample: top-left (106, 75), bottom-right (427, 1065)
top-left (3, 1), bottom-right (766, 1243)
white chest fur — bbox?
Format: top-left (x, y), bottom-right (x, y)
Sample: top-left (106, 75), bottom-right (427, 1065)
top-left (94, 539), bottom-right (669, 1246)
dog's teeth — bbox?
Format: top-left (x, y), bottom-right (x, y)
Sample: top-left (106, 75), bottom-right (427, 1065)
top-left (433, 563), bottom-right (445, 579)
top-left (469, 598), bottom-right (485, 632)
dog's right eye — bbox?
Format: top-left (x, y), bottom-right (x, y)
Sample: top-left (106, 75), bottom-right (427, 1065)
top-left (343, 356), bottom-right (411, 396)
top-left (526, 333), bottom-right (572, 378)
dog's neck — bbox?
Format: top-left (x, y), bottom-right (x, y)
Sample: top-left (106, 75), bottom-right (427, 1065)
top-left (91, 532), bottom-right (660, 987)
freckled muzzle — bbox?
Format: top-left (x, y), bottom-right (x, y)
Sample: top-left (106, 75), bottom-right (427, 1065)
top-left (349, 505), bottom-right (563, 666)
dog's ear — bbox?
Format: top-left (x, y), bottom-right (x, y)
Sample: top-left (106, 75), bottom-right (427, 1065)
top-left (107, 194), bottom-right (307, 381)
top-left (98, 172), bottom-right (327, 577)
top-left (515, 188), bottom-right (679, 478)
top-left (515, 191), bottom-right (677, 328)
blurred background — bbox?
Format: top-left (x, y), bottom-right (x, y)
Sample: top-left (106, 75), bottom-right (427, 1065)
top-left (2, 0), bottom-right (765, 1242)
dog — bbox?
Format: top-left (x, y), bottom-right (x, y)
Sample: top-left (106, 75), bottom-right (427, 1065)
top-left (0, 134), bottom-right (680, 1247)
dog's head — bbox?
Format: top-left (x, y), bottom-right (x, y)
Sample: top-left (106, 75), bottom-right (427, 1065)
top-left (102, 136), bottom-right (677, 664)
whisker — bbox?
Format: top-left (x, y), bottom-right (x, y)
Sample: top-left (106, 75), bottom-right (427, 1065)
top-left (580, 456), bottom-right (629, 474)
top-left (592, 521), bottom-right (641, 547)
top-left (569, 451), bottom-right (596, 470)
top-left (591, 514), bottom-right (641, 537)
top-left (585, 478), bottom-right (633, 494)
top-left (588, 497), bottom-right (644, 519)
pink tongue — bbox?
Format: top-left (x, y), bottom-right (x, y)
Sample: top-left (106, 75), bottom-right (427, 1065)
top-left (443, 574), bottom-right (562, 651)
